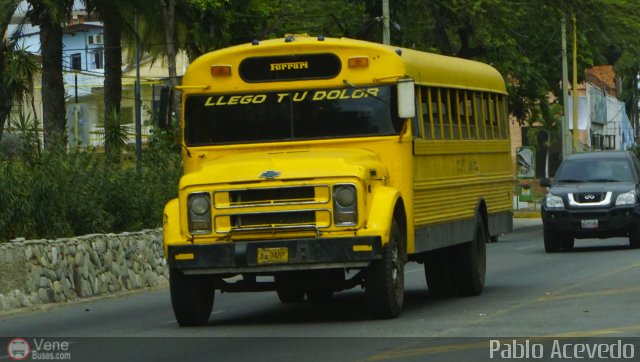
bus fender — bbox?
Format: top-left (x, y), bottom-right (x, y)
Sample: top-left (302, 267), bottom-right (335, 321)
top-left (163, 198), bottom-right (182, 257)
top-left (366, 186), bottom-right (402, 246)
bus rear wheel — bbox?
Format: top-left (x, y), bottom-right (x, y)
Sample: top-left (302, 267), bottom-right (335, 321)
top-left (454, 217), bottom-right (487, 296)
top-left (424, 247), bottom-right (459, 297)
top-left (365, 218), bottom-right (405, 319)
top-left (169, 268), bottom-right (214, 326)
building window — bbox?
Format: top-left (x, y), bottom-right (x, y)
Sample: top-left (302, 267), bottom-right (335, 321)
top-left (93, 50), bottom-right (104, 70)
top-left (71, 53), bottom-right (82, 71)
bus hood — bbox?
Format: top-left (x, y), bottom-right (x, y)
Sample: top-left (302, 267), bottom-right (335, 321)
top-left (180, 148), bottom-right (385, 187)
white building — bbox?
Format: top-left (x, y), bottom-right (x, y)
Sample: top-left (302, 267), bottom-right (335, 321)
top-left (7, 1), bottom-right (189, 148)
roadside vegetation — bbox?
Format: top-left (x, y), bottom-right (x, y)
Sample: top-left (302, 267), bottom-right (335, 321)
top-left (0, 122), bottom-right (181, 242)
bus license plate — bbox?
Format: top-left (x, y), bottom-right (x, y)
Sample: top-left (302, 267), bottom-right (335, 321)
top-left (581, 219), bottom-right (598, 229)
top-left (257, 247), bottom-right (288, 264)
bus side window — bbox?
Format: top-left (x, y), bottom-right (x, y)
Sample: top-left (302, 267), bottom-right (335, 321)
top-left (429, 88), bottom-right (442, 139)
top-left (498, 94), bottom-right (508, 139)
top-left (450, 89), bottom-right (462, 139)
top-left (436, 88), bottom-right (445, 139)
top-left (413, 86), bottom-right (423, 138)
top-left (474, 92), bottom-right (485, 139)
top-left (421, 87), bottom-right (433, 139)
top-left (465, 91), bottom-right (476, 139)
top-left (488, 94), bottom-right (496, 139)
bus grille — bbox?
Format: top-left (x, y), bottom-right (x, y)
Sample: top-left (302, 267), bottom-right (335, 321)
top-left (213, 185), bottom-right (332, 233)
top-left (230, 186), bottom-right (314, 206)
top-left (232, 211), bottom-right (315, 227)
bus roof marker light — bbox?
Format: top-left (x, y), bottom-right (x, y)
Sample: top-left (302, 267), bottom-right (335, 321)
top-left (211, 65), bottom-right (232, 77)
top-left (285, 36), bottom-right (294, 43)
top-left (395, 49), bottom-right (403, 56)
top-left (348, 56), bottom-right (369, 68)
top-left (317, 35), bottom-right (325, 41)
top-left (251, 39), bottom-right (259, 46)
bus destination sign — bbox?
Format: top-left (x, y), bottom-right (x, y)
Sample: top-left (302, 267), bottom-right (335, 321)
top-left (239, 53), bottom-right (341, 82)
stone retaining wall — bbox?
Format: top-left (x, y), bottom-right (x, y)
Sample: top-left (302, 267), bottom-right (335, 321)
top-left (0, 229), bottom-right (167, 312)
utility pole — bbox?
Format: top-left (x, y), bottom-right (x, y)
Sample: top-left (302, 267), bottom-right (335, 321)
top-left (134, 11), bottom-right (142, 171)
top-left (561, 17), bottom-right (570, 156)
top-left (572, 14), bottom-right (579, 153)
top-left (382, 0), bottom-right (390, 45)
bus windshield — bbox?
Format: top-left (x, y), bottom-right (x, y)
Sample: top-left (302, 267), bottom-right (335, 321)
top-left (184, 85), bottom-right (401, 146)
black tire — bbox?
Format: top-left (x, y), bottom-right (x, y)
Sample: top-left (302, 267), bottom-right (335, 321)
top-left (306, 290), bottom-right (333, 303)
top-left (543, 230), bottom-right (562, 253)
top-left (365, 217), bottom-right (405, 319)
top-left (561, 237), bottom-right (575, 251)
top-left (454, 217), bottom-right (487, 296)
top-left (276, 290), bottom-right (306, 303)
top-left (424, 247), bottom-right (459, 297)
top-left (169, 268), bottom-right (214, 327)
top-left (629, 227), bottom-right (640, 249)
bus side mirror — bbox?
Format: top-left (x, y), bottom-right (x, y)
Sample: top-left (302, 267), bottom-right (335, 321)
top-left (397, 78), bottom-right (415, 119)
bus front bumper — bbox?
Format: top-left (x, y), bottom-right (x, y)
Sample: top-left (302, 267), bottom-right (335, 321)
top-left (167, 236), bottom-right (383, 274)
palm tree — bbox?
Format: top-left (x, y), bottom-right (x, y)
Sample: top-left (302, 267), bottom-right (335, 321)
top-left (0, 0), bottom-right (40, 144)
top-left (26, 0), bottom-right (73, 149)
top-left (529, 101), bottom-right (563, 178)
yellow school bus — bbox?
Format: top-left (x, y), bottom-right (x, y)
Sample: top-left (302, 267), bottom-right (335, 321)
top-left (163, 35), bottom-right (513, 326)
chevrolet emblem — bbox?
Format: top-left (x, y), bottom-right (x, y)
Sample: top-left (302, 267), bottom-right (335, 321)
top-left (259, 170), bottom-right (282, 179)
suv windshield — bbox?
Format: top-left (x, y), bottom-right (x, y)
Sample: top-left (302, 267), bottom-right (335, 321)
top-left (555, 158), bottom-right (635, 183)
top-left (184, 85), bottom-right (401, 146)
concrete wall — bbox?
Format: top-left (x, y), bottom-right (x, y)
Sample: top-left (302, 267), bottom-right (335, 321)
top-left (0, 229), bottom-right (167, 312)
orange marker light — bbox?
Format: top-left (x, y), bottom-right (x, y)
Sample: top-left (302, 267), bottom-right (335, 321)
top-left (211, 65), bottom-right (232, 77)
top-left (348, 56), bottom-right (369, 68)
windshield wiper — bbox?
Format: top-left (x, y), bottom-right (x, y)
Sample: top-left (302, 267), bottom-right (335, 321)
top-left (586, 178), bottom-right (620, 182)
top-left (556, 179), bottom-right (584, 183)
top-left (342, 79), bottom-right (389, 105)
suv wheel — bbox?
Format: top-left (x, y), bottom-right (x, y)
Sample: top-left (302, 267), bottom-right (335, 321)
top-left (544, 230), bottom-right (562, 253)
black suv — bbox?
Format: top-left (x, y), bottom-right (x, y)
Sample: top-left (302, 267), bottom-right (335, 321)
top-left (540, 151), bottom-right (640, 252)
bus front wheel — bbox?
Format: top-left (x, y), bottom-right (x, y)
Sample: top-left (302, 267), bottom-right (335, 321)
top-left (170, 268), bottom-right (214, 326)
top-left (364, 218), bottom-right (405, 319)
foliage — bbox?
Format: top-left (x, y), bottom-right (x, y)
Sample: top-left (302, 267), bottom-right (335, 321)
top-left (0, 1), bottom-right (40, 143)
top-left (0, 127), bottom-right (181, 242)
top-left (102, 109), bottom-right (129, 163)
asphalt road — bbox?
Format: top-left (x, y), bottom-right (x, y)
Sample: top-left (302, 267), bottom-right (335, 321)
top-left (1, 220), bottom-right (639, 361)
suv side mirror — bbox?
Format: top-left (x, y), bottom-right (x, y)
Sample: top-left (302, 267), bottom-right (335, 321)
top-left (540, 178), bottom-right (551, 188)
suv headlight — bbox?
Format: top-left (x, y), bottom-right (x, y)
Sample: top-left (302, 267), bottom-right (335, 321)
top-left (615, 190), bottom-right (636, 206)
top-left (545, 193), bottom-right (564, 209)
top-left (188, 192), bottom-right (212, 234)
top-left (333, 184), bottom-right (357, 226)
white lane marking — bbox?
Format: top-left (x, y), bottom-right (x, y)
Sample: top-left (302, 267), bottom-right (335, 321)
top-left (516, 245), bottom-right (535, 250)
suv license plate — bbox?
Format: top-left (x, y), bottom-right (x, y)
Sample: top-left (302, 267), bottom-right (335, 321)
top-left (581, 219), bottom-right (598, 229)
top-left (257, 247), bottom-right (288, 264)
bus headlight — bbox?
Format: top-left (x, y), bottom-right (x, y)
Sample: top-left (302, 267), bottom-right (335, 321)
top-left (188, 192), bottom-right (212, 234)
top-left (333, 184), bottom-right (357, 226)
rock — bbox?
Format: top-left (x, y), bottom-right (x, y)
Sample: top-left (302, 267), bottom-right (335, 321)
top-left (74, 253), bottom-right (84, 266)
top-left (32, 247), bottom-right (41, 259)
top-left (52, 281), bottom-right (63, 294)
top-left (43, 268), bottom-right (57, 281)
top-left (25, 246), bottom-right (33, 260)
top-left (51, 246), bottom-right (59, 264)
top-left (38, 277), bottom-right (52, 289)
top-left (37, 288), bottom-right (50, 303)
